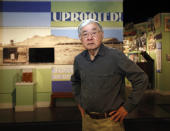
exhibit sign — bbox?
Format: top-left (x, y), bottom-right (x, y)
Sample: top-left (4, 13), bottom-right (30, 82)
top-left (52, 66), bottom-right (73, 92)
top-left (156, 42), bottom-right (162, 73)
top-left (51, 1), bottom-right (123, 27)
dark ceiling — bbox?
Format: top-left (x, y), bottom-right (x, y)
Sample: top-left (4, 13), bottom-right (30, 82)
top-left (123, 0), bottom-right (170, 25)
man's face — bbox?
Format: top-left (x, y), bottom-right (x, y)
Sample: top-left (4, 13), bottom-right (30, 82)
top-left (79, 23), bottom-right (104, 50)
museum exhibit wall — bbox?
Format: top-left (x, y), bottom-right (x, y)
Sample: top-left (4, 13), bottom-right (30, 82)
top-left (124, 13), bottom-right (170, 99)
top-left (151, 13), bottom-right (170, 93)
top-left (0, 0), bottom-right (123, 109)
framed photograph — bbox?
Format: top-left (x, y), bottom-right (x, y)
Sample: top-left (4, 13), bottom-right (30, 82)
top-left (3, 47), bottom-right (27, 64)
top-left (154, 13), bottom-right (161, 29)
top-left (165, 16), bottom-right (170, 31)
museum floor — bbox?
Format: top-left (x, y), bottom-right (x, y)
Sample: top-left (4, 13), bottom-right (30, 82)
top-left (0, 90), bottom-right (170, 131)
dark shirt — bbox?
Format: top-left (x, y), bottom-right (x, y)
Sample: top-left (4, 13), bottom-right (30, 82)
top-left (71, 44), bottom-right (148, 113)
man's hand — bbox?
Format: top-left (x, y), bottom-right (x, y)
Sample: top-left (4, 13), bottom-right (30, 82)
top-left (109, 106), bottom-right (128, 123)
top-left (78, 104), bottom-right (85, 117)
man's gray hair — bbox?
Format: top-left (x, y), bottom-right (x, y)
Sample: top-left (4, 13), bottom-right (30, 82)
top-left (78, 19), bottom-right (103, 36)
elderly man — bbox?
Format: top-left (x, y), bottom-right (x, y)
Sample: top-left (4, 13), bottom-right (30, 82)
top-left (71, 19), bottom-right (148, 131)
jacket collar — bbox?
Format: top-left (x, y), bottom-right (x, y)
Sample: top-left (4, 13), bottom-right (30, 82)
top-left (82, 44), bottom-right (105, 59)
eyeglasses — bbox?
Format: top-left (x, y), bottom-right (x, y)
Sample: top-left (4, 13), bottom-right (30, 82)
top-left (81, 31), bottom-right (101, 39)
